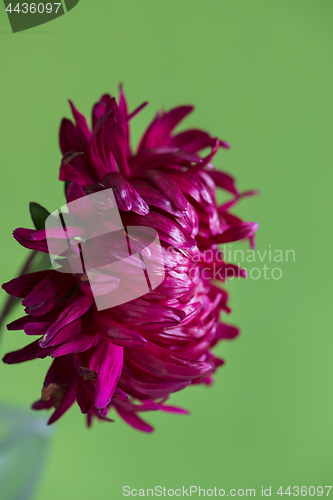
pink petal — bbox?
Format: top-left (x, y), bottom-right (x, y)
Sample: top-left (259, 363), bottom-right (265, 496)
top-left (214, 222), bottom-right (259, 244)
top-left (94, 310), bottom-right (147, 347)
top-left (115, 404), bottom-right (154, 433)
top-left (2, 270), bottom-right (51, 298)
top-left (94, 342), bottom-right (123, 409)
top-left (142, 170), bottom-right (188, 212)
top-left (42, 289), bottom-right (94, 344)
top-left (138, 106), bottom-right (193, 151)
top-left (125, 341), bottom-right (212, 380)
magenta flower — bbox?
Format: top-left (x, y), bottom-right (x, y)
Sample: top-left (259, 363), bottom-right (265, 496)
top-left (2, 87), bottom-right (258, 432)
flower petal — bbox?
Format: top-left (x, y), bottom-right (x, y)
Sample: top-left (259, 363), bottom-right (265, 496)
top-left (130, 147), bottom-right (201, 173)
top-left (125, 341), bottom-right (212, 380)
top-left (22, 271), bottom-right (74, 308)
top-left (104, 98), bottom-right (131, 177)
top-left (51, 334), bottom-right (96, 358)
top-left (214, 222), bottom-right (259, 244)
top-left (208, 170), bottom-right (239, 196)
top-left (94, 310), bottom-right (147, 347)
top-left (138, 106), bottom-right (193, 151)
top-left (2, 270), bottom-right (51, 298)
top-left (169, 128), bottom-right (230, 152)
top-left (94, 342), bottom-right (123, 409)
top-left (41, 289), bottom-right (94, 343)
top-left (131, 179), bottom-right (185, 216)
top-left (115, 403), bottom-right (154, 433)
top-left (119, 371), bottom-right (190, 399)
top-left (122, 211), bottom-right (196, 249)
top-left (3, 340), bottom-right (53, 364)
top-left (13, 228), bottom-right (49, 253)
top-left (141, 170), bottom-right (188, 212)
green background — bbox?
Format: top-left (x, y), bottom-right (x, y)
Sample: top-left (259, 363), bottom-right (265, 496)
top-left (0, 0), bottom-right (332, 498)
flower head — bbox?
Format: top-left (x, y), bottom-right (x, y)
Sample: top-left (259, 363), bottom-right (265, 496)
top-left (2, 87), bottom-right (258, 431)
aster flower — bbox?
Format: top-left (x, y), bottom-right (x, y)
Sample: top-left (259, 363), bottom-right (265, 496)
top-left (2, 87), bottom-right (258, 432)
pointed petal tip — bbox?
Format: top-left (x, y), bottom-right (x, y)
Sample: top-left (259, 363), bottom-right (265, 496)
top-left (240, 268), bottom-right (247, 278)
top-left (242, 189), bottom-right (260, 198)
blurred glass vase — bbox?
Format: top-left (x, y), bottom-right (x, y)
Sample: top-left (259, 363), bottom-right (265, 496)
top-left (0, 404), bottom-right (54, 500)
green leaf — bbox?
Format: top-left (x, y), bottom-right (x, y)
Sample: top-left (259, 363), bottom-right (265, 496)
top-left (29, 202), bottom-right (51, 231)
top-left (64, 181), bottom-right (71, 196)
